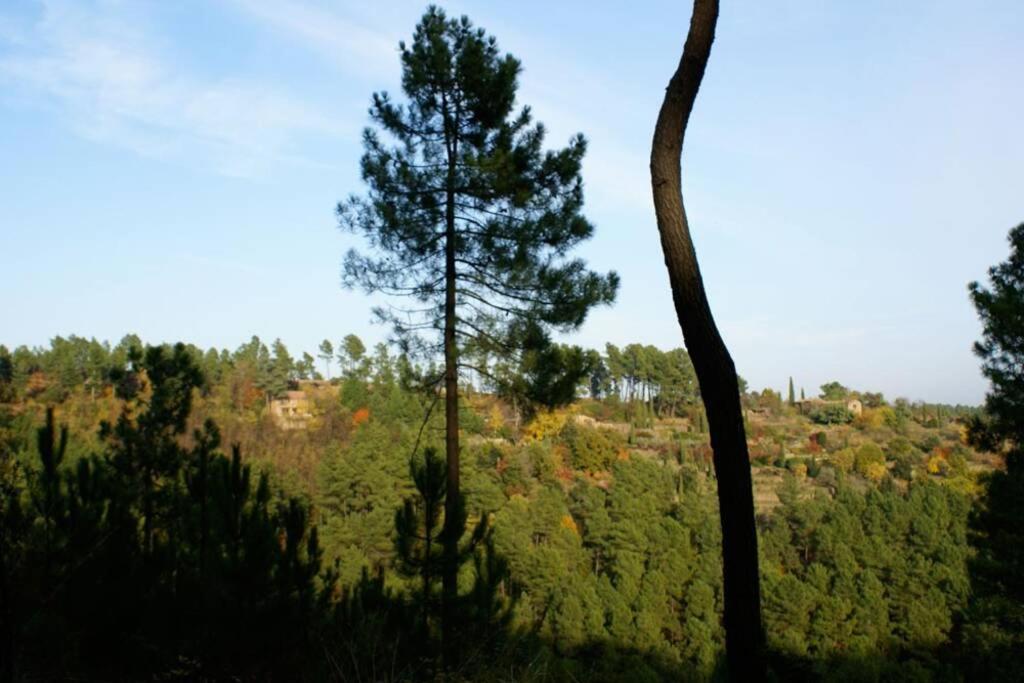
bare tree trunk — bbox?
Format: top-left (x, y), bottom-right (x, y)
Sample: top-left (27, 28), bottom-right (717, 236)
top-left (649, 1), bottom-right (766, 679)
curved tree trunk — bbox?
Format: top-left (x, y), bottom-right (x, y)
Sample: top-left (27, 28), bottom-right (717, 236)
top-left (649, 1), bottom-right (766, 679)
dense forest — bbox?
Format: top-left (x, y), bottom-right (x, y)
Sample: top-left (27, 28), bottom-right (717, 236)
top-left (0, 321), bottom-right (1018, 680)
top-left (2, 4), bottom-right (1022, 682)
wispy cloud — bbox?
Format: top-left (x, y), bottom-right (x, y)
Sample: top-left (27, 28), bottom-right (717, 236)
top-left (0, 0), bottom-right (347, 178)
top-left (228, 0), bottom-right (399, 81)
top-left (226, 1), bottom-right (655, 214)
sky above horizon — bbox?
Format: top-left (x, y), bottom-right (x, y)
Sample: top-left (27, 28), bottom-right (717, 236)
top-left (1, 0), bottom-right (1021, 406)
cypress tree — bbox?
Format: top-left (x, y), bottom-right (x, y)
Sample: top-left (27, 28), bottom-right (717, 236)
top-left (337, 7), bottom-right (617, 665)
top-left (788, 376), bottom-right (795, 406)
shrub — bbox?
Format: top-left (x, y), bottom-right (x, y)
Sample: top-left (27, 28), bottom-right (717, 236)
top-left (926, 453), bottom-right (949, 475)
top-left (810, 404), bottom-right (853, 425)
top-left (892, 456), bottom-right (913, 481)
top-left (817, 466), bottom-right (839, 488)
top-left (887, 436), bottom-right (914, 459)
top-left (864, 461), bottom-right (888, 483)
top-left (810, 431), bottom-right (828, 449)
top-left (917, 434), bottom-right (942, 453)
top-left (855, 442), bottom-right (886, 477)
top-left (806, 457), bottom-right (822, 478)
top-left (856, 408), bottom-right (885, 429)
top-left (831, 448), bottom-right (855, 473)
top-left (524, 408), bottom-right (571, 441)
top-left (948, 447), bottom-right (970, 477)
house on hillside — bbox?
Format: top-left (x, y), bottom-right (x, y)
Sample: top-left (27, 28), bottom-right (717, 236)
top-left (270, 390), bottom-right (313, 429)
top-left (796, 397), bottom-right (863, 417)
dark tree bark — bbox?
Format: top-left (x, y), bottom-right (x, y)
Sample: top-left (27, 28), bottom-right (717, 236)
top-left (649, 1), bottom-right (766, 680)
top-left (441, 93), bottom-right (461, 668)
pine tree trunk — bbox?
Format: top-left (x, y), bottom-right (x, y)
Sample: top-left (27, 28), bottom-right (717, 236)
top-left (649, 0), bottom-right (766, 679)
top-left (143, 469), bottom-right (154, 559)
top-left (0, 549), bottom-right (13, 683)
top-left (441, 99), bottom-right (461, 669)
top-left (199, 449), bottom-right (209, 580)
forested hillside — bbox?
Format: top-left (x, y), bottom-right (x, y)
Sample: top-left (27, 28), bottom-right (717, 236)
top-left (1, 3), bottom-right (1021, 681)
top-left (0, 333), bottom-right (1007, 680)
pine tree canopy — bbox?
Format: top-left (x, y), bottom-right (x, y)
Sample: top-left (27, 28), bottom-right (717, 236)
top-left (969, 223), bottom-right (1024, 452)
top-left (338, 6), bottom-right (618, 372)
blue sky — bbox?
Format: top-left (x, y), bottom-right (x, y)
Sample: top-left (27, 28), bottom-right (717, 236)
top-left (1, 0), bottom-right (1021, 405)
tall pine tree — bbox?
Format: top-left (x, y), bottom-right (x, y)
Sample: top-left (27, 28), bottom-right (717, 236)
top-left (317, 339), bottom-right (333, 379)
top-left (964, 222), bottom-right (1024, 679)
top-left (338, 7), bottom-right (617, 664)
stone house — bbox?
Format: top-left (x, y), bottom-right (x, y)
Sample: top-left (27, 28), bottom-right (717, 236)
top-left (796, 397), bottom-right (863, 417)
top-left (270, 390), bottom-right (313, 429)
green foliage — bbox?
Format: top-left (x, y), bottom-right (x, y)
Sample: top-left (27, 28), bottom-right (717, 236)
top-left (317, 338), bottom-right (334, 379)
top-left (810, 403), bottom-right (853, 425)
top-left (0, 345), bottom-right (14, 403)
top-left (338, 334), bottom-right (366, 379)
top-left (749, 387), bottom-right (783, 414)
top-left (559, 421), bottom-right (624, 473)
top-left (0, 331), bottom-right (999, 680)
top-left (603, 343), bottom-right (697, 418)
top-left (296, 351), bottom-right (317, 380)
top-left (337, 5), bottom-right (617, 389)
top-left (963, 222), bottom-right (1024, 678)
top-left (891, 455), bottom-right (914, 481)
top-left (264, 338), bottom-right (294, 399)
top-left (2, 346), bottom-right (328, 680)
top-left (969, 225), bottom-right (1024, 448)
top-left (395, 447), bottom-right (446, 613)
top-left (831, 448), bottom-right (855, 473)
top-left (854, 442), bottom-right (885, 478)
top-left (335, 12), bottom-right (620, 664)
top-left (762, 481), bottom-right (970, 672)
top-left (888, 399), bottom-right (913, 432)
top-left (819, 381), bottom-right (849, 400)
top-left (317, 420), bottom-right (411, 584)
top-left (496, 341), bottom-right (600, 417)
